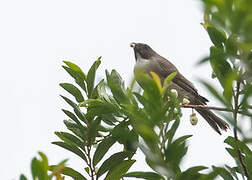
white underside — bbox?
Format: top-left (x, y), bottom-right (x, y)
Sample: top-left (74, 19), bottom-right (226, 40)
top-left (134, 55), bottom-right (151, 73)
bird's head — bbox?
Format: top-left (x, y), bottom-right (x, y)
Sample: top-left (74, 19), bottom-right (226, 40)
top-left (130, 43), bottom-right (156, 61)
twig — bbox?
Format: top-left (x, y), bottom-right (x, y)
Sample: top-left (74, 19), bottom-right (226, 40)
top-left (233, 81), bottom-right (249, 178)
top-left (86, 146), bottom-right (95, 180)
top-left (181, 104), bottom-right (252, 116)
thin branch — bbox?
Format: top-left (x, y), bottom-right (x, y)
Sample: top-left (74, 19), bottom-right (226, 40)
top-left (86, 146), bottom-right (95, 180)
top-left (181, 104), bottom-right (252, 116)
top-left (233, 81), bottom-right (249, 178)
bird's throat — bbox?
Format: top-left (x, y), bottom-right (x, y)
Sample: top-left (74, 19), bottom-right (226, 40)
top-left (134, 57), bottom-right (151, 75)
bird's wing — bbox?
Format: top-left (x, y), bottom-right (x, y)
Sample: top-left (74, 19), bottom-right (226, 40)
top-left (156, 55), bottom-right (208, 102)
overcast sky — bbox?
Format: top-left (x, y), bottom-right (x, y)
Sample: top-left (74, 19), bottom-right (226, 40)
top-left (0, 0), bottom-right (234, 179)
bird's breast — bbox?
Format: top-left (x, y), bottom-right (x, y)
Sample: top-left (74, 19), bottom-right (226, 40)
top-left (134, 57), bottom-right (152, 75)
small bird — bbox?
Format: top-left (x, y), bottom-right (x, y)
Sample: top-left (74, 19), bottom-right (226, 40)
top-left (130, 42), bottom-right (229, 134)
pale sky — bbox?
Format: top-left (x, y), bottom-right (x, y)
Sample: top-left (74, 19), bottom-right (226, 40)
top-left (0, 0), bottom-right (234, 179)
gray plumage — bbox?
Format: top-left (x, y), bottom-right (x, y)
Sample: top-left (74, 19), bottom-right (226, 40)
top-left (131, 42), bottom-right (229, 134)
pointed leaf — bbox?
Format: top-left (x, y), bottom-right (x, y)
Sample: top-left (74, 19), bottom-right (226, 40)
top-left (200, 80), bottom-right (231, 108)
top-left (63, 61), bottom-right (86, 79)
top-left (173, 135), bottom-right (192, 145)
top-left (167, 119), bottom-right (180, 144)
top-left (209, 46), bottom-right (232, 90)
top-left (60, 95), bottom-right (87, 123)
top-left (19, 174), bottom-right (28, 180)
top-left (93, 137), bottom-right (116, 166)
top-left (196, 56), bottom-right (210, 66)
top-left (60, 95), bottom-right (77, 108)
top-left (150, 71), bottom-right (162, 93)
top-left (50, 165), bottom-right (87, 180)
top-left (64, 120), bottom-right (87, 142)
top-left (62, 109), bottom-right (81, 125)
top-left (55, 131), bottom-right (85, 148)
top-left (62, 65), bottom-right (87, 92)
top-left (87, 117), bottom-right (101, 145)
top-left (163, 71), bottom-right (177, 93)
top-left (52, 141), bottom-right (87, 163)
top-left (212, 166), bottom-right (234, 180)
top-left (87, 57), bottom-right (101, 97)
top-left (31, 157), bottom-right (45, 180)
top-left (97, 151), bottom-right (133, 177)
top-left (177, 166), bottom-right (208, 180)
top-left (105, 160), bottom-right (136, 180)
top-left (125, 171), bottom-right (165, 180)
top-left (207, 26), bottom-right (226, 48)
top-left (63, 120), bottom-right (87, 141)
top-left (106, 69), bottom-right (130, 104)
top-left (60, 83), bottom-right (84, 102)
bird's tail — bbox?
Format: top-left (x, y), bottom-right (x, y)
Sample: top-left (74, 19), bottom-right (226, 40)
top-left (196, 109), bottom-right (229, 135)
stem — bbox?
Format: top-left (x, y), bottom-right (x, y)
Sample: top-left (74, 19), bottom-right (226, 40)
top-left (181, 104), bottom-right (252, 116)
top-left (86, 146), bottom-right (95, 180)
top-left (233, 81), bottom-right (249, 178)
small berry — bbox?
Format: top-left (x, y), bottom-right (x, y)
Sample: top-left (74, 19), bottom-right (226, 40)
top-left (182, 98), bottom-right (190, 105)
top-left (190, 113), bottom-right (198, 125)
top-left (170, 89), bottom-right (178, 97)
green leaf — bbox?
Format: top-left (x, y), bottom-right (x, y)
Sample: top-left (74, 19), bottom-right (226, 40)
top-left (176, 166), bottom-right (208, 180)
top-left (62, 109), bottom-right (81, 125)
top-left (79, 99), bottom-right (120, 119)
top-left (87, 117), bottom-right (101, 145)
top-left (97, 151), bottom-right (133, 177)
top-left (55, 131), bottom-right (85, 148)
top-left (135, 73), bottom-right (161, 103)
top-left (225, 165), bottom-right (239, 180)
top-left (63, 120), bottom-right (87, 141)
top-left (196, 56), bottom-right (210, 66)
top-left (225, 35), bottom-right (238, 56)
top-left (31, 157), bottom-right (46, 180)
top-left (38, 152), bottom-right (49, 172)
top-left (167, 119), bottom-right (180, 145)
top-left (52, 141), bottom-right (87, 163)
top-left (212, 166), bottom-right (234, 180)
top-left (125, 171), bottom-right (165, 180)
top-left (165, 134), bottom-right (188, 171)
top-left (106, 69), bottom-right (130, 104)
top-left (62, 65), bottom-right (87, 92)
top-left (63, 61), bottom-right (86, 79)
top-left (19, 174), bottom-right (28, 180)
top-left (207, 26), bottom-right (226, 48)
top-left (50, 165), bottom-right (87, 180)
top-left (87, 57), bottom-right (101, 97)
top-left (93, 137), bottom-right (116, 166)
top-left (60, 83), bottom-right (84, 103)
top-left (104, 160), bottom-right (136, 180)
top-left (224, 136), bottom-right (252, 156)
top-left (60, 95), bottom-right (77, 108)
top-left (173, 135), bottom-right (192, 145)
top-left (245, 154), bottom-right (252, 178)
top-left (209, 46), bottom-right (233, 90)
top-left (200, 80), bottom-right (231, 108)
top-left (226, 148), bottom-right (238, 159)
top-left (91, 79), bottom-right (106, 99)
top-left (163, 72), bottom-right (177, 94)
top-left (60, 95), bottom-right (87, 123)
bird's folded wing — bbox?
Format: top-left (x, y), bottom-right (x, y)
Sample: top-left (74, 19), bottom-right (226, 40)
top-left (156, 56), bottom-right (206, 100)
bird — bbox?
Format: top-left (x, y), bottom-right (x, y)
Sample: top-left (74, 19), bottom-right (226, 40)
top-left (130, 42), bottom-right (229, 134)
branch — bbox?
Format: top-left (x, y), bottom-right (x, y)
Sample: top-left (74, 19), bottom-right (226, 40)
top-left (181, 104), bottom-right (252, 116)
top-left (233, 81), bottom-right (249, 178)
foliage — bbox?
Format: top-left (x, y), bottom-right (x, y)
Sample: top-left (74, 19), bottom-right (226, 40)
top-left (19, 0), bottom-right (252, 179)
top-left (199, 0), bottom-right (252, 179)
top-left (19, 152), bottom-right (68, 180)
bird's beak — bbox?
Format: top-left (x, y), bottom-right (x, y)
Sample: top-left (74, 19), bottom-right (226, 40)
top-left (130, 42), bottom-right (136, 48)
